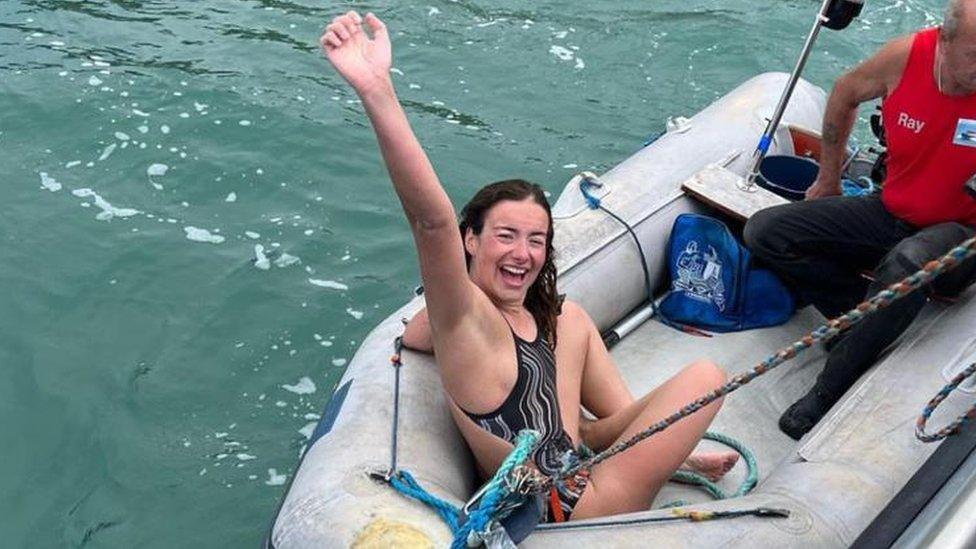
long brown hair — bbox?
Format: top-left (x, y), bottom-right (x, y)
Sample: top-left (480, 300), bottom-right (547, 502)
top-left (459, 179), bottom-right (562, 349)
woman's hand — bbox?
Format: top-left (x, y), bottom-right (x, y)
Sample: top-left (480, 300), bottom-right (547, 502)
top-left (320, 11), bottom-right (392, 98)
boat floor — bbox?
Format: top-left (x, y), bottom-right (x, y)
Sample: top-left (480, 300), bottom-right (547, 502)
top-left (611, 305), bottom-right (829, 507)
top-left (612, 289), bottom-right (976, 510)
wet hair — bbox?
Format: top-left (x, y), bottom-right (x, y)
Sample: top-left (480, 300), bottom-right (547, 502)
top-left (944, 0), bottom-right (967, 42)
top-left (459, 179), bottom-right (562, 349)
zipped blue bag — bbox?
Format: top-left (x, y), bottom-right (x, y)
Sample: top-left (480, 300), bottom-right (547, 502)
top-left (657, 214), bottom-right (795, 332)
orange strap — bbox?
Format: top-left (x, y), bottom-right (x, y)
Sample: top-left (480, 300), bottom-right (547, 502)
top-left (548, 487), bottom-right (566, 523)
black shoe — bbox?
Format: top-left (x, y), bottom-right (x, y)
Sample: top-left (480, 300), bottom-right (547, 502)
top-left (779, 389), bottom-right (837, 440)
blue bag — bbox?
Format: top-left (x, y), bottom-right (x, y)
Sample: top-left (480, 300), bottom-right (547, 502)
top-left (657, 214), bottom-right (795, 332)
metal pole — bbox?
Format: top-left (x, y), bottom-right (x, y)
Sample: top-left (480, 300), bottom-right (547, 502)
top-left (388, 337), bottom-right (404, 477)
top-left (745, 0), bottom-right (834, 188)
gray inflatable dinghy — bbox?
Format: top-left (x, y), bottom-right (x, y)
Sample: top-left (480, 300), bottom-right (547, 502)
top-left (264, 72), bottom-right (976, 548)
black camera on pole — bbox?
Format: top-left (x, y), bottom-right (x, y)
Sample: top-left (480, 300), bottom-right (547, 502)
top-left (824, 0), bottom-right (865, 31)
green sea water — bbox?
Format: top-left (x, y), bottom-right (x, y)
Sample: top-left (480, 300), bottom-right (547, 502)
top-left (0, 0), bottom-right (944, 546)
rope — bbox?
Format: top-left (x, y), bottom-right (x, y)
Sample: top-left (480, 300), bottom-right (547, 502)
top-left (578, 174), bottom-right (710, 337)
top-left (454, 429), bottom-right (540, 548)
top-left (669, 431), bottom-right (759, 500)
top-left (916, 362), bottom-right (976, 443)
top-left (536, 506), bottom-right (790, 532)
top-left (388, 470), bottom-right (463, 532)
top-left (381, 429), bottom-right (540, 548)
top-left (516, 235), bottom-right (976, 491)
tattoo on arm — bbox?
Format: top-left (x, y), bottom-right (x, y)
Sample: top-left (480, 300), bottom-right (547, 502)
top-left (822, 122), bottom-right (841, 145)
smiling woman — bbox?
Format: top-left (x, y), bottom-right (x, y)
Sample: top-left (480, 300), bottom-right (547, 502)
top-left (321, 9), bottom-right (732, 523)
top-left (458, 180), bottom-right (559, 348)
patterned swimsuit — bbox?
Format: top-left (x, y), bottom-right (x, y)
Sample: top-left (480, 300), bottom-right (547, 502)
top-left (461, 329), bottom-right (588, 522)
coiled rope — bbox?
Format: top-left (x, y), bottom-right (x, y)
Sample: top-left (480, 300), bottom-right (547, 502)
top-left (670, 431), bottom-right (759, 500)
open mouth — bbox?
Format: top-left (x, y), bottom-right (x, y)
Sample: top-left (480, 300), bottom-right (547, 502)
top-left (500, 265), bottom-right (529, 286)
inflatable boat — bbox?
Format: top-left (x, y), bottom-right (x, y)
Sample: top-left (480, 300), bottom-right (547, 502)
top-left (264, 72), bottom-right (976, 548)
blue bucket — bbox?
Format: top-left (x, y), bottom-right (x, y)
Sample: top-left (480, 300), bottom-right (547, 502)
top-left (757, 155), bottom-right (820, 201)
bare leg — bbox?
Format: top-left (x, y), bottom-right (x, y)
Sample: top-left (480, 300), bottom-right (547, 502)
top-left (585, 415), bottom-right (738, 482)
top-left (570, 360), bottom-right (727, 519)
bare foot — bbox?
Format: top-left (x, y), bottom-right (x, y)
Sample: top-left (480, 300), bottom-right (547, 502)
top-left (680, 451), bottom-right (739, 482)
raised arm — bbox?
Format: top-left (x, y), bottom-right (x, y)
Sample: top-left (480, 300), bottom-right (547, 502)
top-left (806, 35), bottom-right (913, 200)
top-left (321, 12), bottom-right (475, 329)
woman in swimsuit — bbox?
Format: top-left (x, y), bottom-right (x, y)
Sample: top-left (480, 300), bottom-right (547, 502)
top-left (322, 11), bottom-right (732, 522)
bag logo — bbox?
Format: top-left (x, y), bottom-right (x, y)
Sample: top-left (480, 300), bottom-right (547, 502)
top-left (674, 240), bottom-right (726, 311)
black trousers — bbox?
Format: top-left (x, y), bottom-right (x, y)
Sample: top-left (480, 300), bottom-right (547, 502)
top-left (744, 196), bottom-right (976, 397)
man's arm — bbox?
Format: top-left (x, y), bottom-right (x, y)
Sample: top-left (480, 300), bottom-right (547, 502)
top-left (806, 35), bottom-right (913, 200)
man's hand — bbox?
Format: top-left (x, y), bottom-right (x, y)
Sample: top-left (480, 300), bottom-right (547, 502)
top-left (805, 176), bottom-right (842, 200)
top-left (320, 11), bottom-right (392, 98)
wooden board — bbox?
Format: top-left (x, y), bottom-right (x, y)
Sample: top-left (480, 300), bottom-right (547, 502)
top-left (681, 164), bottom-right (789, 222)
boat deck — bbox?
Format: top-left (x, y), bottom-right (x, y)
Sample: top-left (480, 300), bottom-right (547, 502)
top-left (610, 305), bottom-right (828, 506)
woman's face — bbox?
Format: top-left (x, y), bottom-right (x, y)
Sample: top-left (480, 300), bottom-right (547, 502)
top-left (464, 198), bottom-right (550, 306)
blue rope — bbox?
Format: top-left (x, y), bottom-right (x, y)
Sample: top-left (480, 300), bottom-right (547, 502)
top-left (389, 470), bottom-right (462, 532)
top-left (668, 431), bottom-right (759, 500)
top-left (579, 177), bottom-right (603, 209)
top-left (385, 430), bottom-right (540, 548)
top-left (453, 429), bottom-right (539, 548)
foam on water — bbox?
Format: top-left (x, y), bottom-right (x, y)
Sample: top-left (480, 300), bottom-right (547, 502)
top-left (183, 226), bottom-right (225, 244)
top-left (147, 163), bottom-right (168, 176)
top-left (265, 469), bottom-right (287, 486)
top-left (244, 231), bottom-right (260, 239)
top-left (308, 279), bottom-right (348, 291)
top-left (39, 172), bottom-right (61, 192)
top-left (98, 143), bottom-right (117, 161)
top-left (225, 192), bottom-right (237, 203)
top-left (71, 188), bottom-right (141, 220)
top-left (281, 376), bottom-right (316, 395)
top-left (549, 45), bottom-right (573, 61)
top-left (273, 253), bottom-right (299, 268)
top-left (346, 308), bottom-right (363, 320)
top-left (253, 244), bottom-right (270, 270)
top-left (298, 422), bottom-right (316, 439)
top-left (147, 163), bottom-right (168, 190)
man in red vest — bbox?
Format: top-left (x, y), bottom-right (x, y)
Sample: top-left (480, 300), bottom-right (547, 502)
top-left (745, 0), bottom-right (976, 440)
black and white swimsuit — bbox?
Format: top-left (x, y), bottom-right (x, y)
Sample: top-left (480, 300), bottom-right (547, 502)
top-left (460, 328), bottom-right (587, 521)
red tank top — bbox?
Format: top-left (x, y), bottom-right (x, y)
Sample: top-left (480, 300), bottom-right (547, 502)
top-left (881, 27), bottom-right (976, 227)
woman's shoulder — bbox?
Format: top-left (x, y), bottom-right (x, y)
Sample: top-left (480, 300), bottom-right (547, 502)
top-left (557, 299), bottom-right (595, 329)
